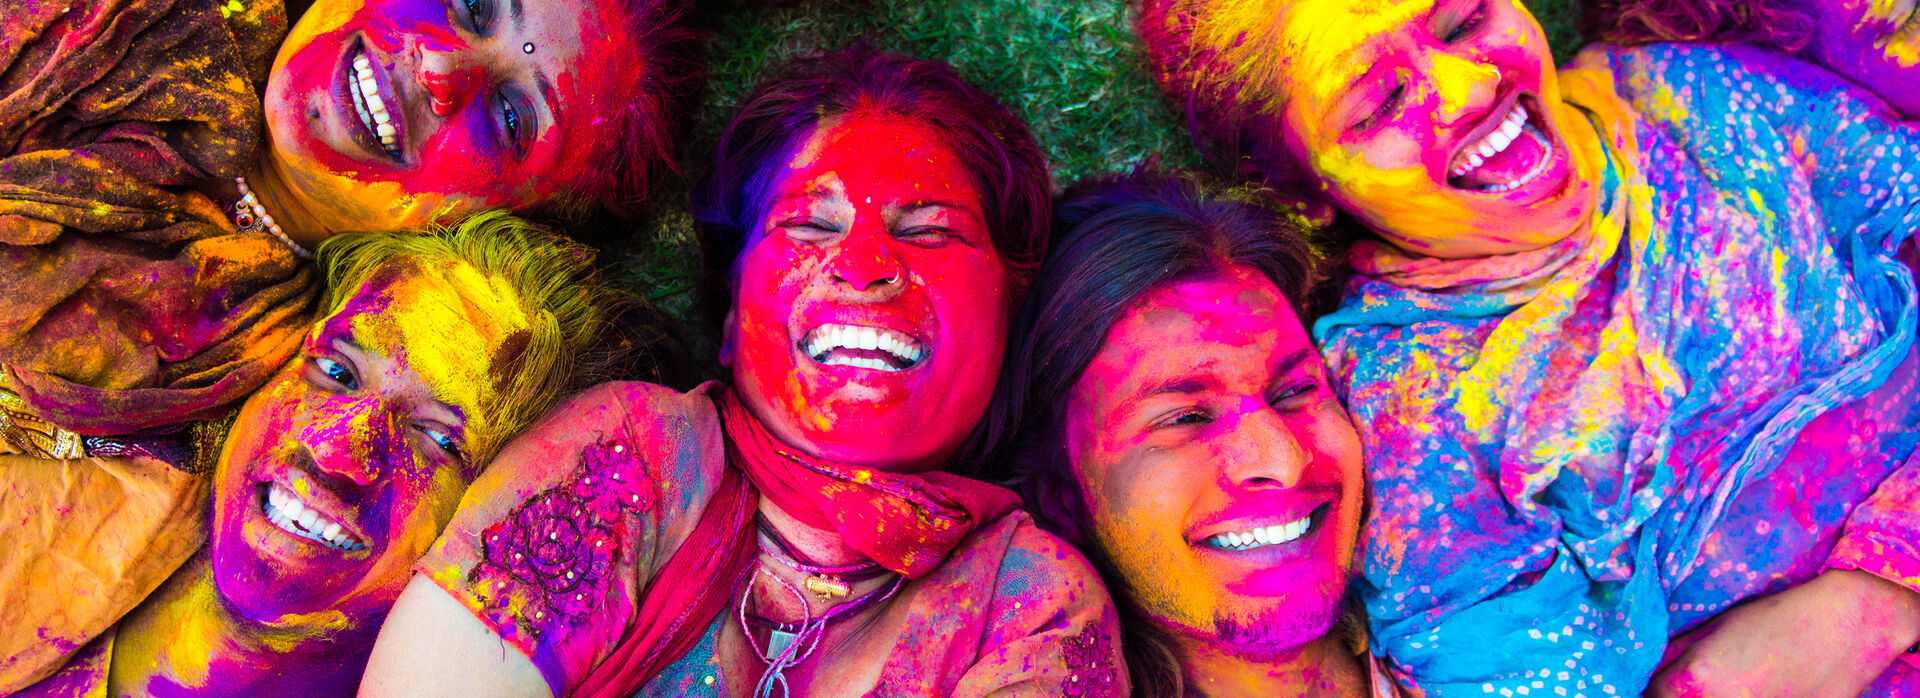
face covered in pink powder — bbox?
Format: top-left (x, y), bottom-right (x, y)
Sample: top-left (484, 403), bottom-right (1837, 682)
top-left (262, 0), bottom-right (644, 233)
top-left (206, 258), bottom-right (528, 631)
top-left (1063, 264), bottom-right (1365, 659)
top-left (721, 113), bottom-right (1011, 473)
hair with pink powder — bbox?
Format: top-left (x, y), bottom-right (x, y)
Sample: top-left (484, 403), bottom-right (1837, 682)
top-left (544, 0), bottom-right (703, 223)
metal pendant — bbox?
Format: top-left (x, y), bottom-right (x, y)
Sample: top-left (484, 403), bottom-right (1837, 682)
top-left (767, 628), bottom-right (797, 658)
top-left (802, 574), bottom-right (850, 600)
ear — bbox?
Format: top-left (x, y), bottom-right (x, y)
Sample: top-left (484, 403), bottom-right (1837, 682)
top-left (1026, 467), bottom-right (1093, 549)
top-left (718, 305), bottom-right (739, 369)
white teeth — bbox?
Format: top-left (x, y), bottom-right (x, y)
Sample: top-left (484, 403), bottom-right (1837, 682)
top-left (260, 482), bottom-right (366, 552)
top-left (347, 49), bottom-right (399, 153)
top-left (1204, 515), bottom-right (1315, 551)
top-left (1488, 129), bottom-right (1513, 152)
top-left (801, 323), bottom-right (928, 370)
top-left (1448, 103), bottom-right (1553, 190)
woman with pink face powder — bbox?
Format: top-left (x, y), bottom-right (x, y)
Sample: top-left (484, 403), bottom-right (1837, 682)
top-left (359, 47), bottom-right (1126, 698)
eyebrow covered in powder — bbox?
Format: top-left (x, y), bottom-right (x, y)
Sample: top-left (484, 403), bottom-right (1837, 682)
top-left (1128, 347), bottom-right (1315, 403)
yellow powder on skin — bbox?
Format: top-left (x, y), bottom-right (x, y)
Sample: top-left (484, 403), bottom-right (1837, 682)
top-left (340, 261), bottom-right (531, 440)
top-left (1429, 52), bottom-right (1495, 119)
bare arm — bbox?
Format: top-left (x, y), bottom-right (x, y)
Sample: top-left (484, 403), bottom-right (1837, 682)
top-left (358, 575), bottom-right (551, 698)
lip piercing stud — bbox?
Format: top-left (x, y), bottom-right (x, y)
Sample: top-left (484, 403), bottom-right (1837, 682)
top-left (523, 42), bottom-right (536, 54)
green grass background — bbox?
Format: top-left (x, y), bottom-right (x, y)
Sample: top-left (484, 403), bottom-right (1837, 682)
top-left (612, 0), bottom-right (1586, 373)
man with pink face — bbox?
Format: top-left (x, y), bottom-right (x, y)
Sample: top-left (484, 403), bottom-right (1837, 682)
top-left (983, 171), bottom-right (1394, 698)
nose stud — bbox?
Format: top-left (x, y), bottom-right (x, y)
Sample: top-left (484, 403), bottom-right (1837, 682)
top-left (523, 42), bottom-right (535, 54)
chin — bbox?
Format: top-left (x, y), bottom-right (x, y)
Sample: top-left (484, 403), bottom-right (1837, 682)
top-left (1207, 592), bottom-right (1348, 662)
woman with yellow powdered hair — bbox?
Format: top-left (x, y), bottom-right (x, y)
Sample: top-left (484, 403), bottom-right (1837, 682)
top-left (0, 211), bottom-right (687, 697)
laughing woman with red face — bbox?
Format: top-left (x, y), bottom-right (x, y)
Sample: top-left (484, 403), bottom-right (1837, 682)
top-left (361, 48), bottom-right (1127, 698)
top-left (0, 0), bottom-right (698, 442)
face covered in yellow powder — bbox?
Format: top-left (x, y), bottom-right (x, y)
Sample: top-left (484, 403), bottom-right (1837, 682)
top-left (1254, 0), bottom-right (1600, 258)
top-left (207, 258), bottom-right (529, 631)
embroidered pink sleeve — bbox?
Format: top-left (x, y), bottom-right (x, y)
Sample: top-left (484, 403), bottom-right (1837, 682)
top-left (413, 382), bottom-right (726, 694)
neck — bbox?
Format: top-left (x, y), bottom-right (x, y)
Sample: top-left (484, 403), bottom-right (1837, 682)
top-left (1174, 633), bottom-right (1368, 698)
top-left (109, 554), bottom-right (374, 697)
top-left (246, 156), bottom-right (337, 247)
top-left (757, 498), bottom-right (865, 568)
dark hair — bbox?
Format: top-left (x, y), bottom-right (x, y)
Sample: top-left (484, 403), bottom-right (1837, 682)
top-left (1581, 0), bottom-right (1815, 54)
top-left (978, 169), bottom-right (1321, 696)
top-left (1133, 0), bottom-right (1318, 194)
top-left (539, 0), bottom-right (703, 223)
top-left (687, 45), bottom-right (1053, 317)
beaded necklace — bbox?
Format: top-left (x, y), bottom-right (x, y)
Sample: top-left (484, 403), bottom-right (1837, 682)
top-left (233, 176), bottom-right (312, 259)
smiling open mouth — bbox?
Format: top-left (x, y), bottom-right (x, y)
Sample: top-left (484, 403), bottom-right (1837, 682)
top-left (1200, 505), bottom-right (1324, 552)
top-left (801, 323), bottom-right (927, 372)
top-left (1447, 100), bottom-right (1554, 193)
top-left (261, 482), bottom-right (366, 551)
top-left (346, 44), bottom-right (402, 159)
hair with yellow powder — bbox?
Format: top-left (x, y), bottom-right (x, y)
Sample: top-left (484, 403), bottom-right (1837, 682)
top-left (313, 210), bottom-right (686, 462)
top-left (1137, 0), bottom-right (1322, 190)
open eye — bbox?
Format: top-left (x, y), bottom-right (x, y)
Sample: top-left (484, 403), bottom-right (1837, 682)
top-left (417, 424), bottom-right (464, 460)
top-left (1356, 80), bottom-right (1406, 131)
top-left (498, 93), bottom-right (531, 156)
top-left (459, 0), bottom-right (494, 34)
top-left (1444, 1), bottom-right (1488, 42)
top-left (312, 356), bottom-right (359, 391)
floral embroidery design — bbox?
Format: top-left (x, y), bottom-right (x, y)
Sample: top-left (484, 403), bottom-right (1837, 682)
top-left (1060, 620), bottom-right (1118, 697)
top-left (469, 439), bottom-right (655, 638)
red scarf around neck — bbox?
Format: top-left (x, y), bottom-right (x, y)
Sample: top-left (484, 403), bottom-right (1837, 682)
top-left (575, 386), bottom-right (1022, 697)
top-left (714, 388), bottom-right (1020, 580)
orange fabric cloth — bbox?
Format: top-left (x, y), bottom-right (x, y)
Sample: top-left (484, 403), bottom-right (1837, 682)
top-left (0, 452), bottom-right (207, 694)
top-left (0, 0), bottom-right (318, 434)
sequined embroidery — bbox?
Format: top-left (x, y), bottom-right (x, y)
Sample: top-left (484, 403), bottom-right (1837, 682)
top-left (469, 439), bottom-right (655, 638)
top-left (1060, 621), bottom-right (1118, 697)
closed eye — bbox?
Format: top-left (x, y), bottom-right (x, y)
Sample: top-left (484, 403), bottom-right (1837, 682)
top-left (1356, 80), bottom-right (1406, 131)
top-left (1154, 408), bottom-right (1213, 430)
top-left (780, 218), bottom-right (841, 243)
top-left (896, 226), bottom-right (960, 247)
top-left (1444, 1), bottom-right (1488, 42)
top-left (1268, 380), bottom-right (1320, 408)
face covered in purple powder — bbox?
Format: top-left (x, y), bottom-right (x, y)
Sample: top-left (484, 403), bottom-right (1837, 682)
top-left (205, 258), bottom-right (529, 630)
